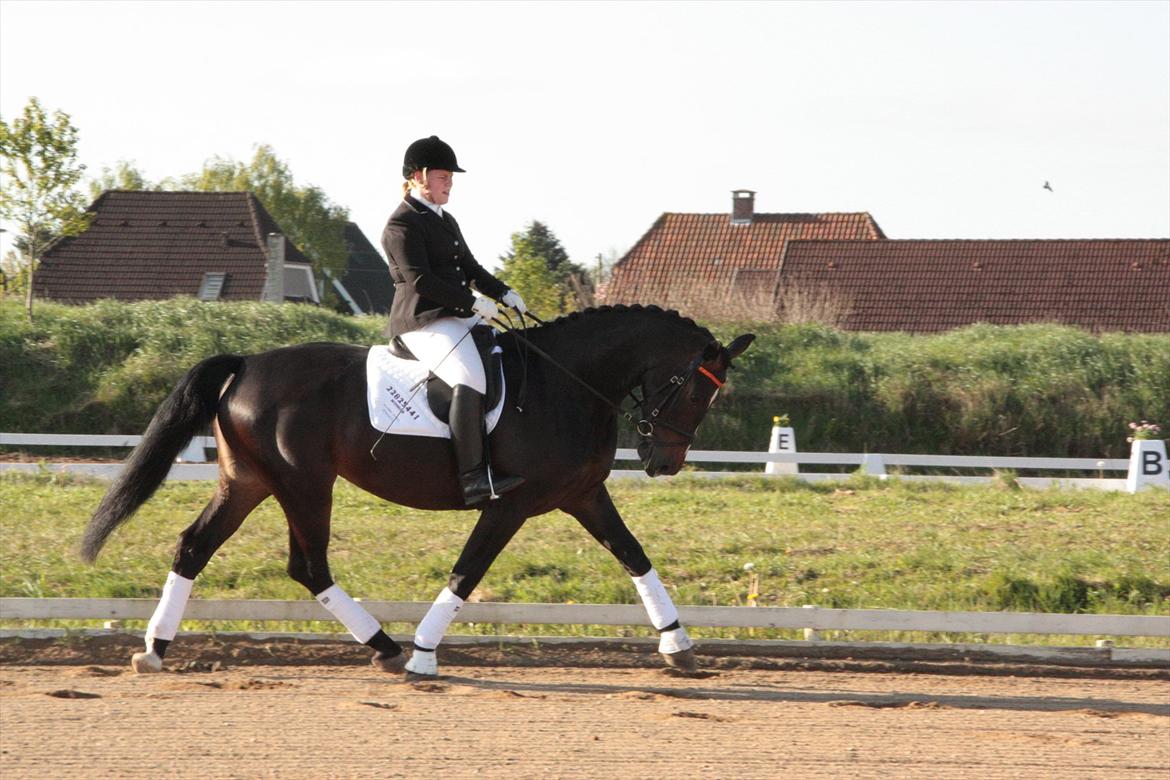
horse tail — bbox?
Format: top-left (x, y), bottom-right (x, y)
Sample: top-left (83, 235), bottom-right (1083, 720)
top-left (80, 353), bottom-right (244, 563)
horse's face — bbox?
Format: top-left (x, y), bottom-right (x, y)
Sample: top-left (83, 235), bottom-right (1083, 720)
top-left (636, 334), bottom-right (754, 477)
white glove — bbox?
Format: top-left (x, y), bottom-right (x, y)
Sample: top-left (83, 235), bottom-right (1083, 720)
top-left (502, 289), bottom-right (527, 314)
top-left (471, 296), bottom-right (499, 321)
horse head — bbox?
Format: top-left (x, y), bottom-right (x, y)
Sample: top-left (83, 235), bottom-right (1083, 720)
top-left (635, 333), bottom-right (754, 477)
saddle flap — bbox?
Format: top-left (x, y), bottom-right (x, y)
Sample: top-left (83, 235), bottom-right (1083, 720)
top-left (366, 345), bottom-right (505, 439)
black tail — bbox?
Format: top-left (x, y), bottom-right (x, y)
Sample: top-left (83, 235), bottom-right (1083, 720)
top-left (80, 353), bottom-right (244, 563)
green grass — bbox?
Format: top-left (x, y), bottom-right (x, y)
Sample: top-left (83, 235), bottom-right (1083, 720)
top-left (4, 299), bottom-right (1168, 458)
top-left (2, 473), bottom-right (1167, 647)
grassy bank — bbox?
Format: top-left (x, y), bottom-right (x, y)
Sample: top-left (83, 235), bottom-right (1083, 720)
top-left (2, 473), bottom-right (1166, 647)
top-left (3, 299), bottom-right (1168, 457)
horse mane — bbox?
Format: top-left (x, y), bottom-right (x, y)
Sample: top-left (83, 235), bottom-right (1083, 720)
top-left (527, 304), bottom-right (713, 342)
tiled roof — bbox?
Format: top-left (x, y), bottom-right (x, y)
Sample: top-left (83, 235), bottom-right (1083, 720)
top-left (601, 211), bottom-right (885, 307)
top-left (336, 222), bottom-right (394, 315)
top-left (779, 239), bottom-right (1170, 332)
top-left (33, 190), bottom-right (309, 303)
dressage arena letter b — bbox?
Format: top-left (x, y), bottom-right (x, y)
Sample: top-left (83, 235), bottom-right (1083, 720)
top-left (1143, 450), bottom-right (1163, 475)
top-left (1126, 439), bottom-right (1169, 493)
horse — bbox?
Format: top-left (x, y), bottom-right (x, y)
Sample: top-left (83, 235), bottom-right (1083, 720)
top-left (80, 304), bottom-right (754, 677)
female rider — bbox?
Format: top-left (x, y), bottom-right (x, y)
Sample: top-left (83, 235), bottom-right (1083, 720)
top-left (381, 135), bottom-right (526, 506)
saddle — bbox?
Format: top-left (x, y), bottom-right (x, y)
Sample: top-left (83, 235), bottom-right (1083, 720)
top-left (387, 324), bottom-right (504, 422)
top-left (365, 326), bottom-right (505, 440)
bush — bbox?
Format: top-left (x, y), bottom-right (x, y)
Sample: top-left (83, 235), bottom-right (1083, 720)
top-left (694, 320), bottom-right (1170, 458)
top-left (0, 298), bottom-right (383, 433)
top-left (3, 300), bottom-right (1168, 459)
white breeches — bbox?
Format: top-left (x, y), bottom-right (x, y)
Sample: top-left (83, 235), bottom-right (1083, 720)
top-left (399, 315), bottom-right (486, 393)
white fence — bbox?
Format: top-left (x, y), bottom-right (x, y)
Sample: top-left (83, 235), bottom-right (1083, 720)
top-left (2, 597), bottom-right (1166, 666)
top-left (0, 432), bottom-right (1151, 491)
top-left (3, 597), bottom-right (1164, 638)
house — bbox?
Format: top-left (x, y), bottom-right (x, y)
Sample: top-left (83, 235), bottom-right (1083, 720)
top-left (600, 190), bottom-right (1170, 332)
top-left (601, 190), bottom-right (885, 317)
top-left (325, 222), bottom-right (394, 315)
top-left (33, 191), bottom-right (386, 313)
top-left (778, 239), bottom-right (1170, 332)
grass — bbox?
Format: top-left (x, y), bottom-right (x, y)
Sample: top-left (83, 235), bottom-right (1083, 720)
top-left (5, 299), bottom-right (1168, 458)
top-left (2, 473), bottom-right (1167, 648)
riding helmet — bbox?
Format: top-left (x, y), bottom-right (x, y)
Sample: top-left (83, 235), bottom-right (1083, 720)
top-left (402, 136), bottom-right (465, 178)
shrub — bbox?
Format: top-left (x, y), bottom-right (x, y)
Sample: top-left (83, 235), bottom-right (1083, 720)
top-left (4, 300), bottom-right (1168, 459)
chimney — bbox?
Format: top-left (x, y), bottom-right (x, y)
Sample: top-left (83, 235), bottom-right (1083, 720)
top-left (262, 233), bottom-right (286, 303)
top-left (731, 190), bottom-right (756, 225)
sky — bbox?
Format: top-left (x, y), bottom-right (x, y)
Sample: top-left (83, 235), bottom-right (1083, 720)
top-left (2, 1), bottom-right (1168, 272)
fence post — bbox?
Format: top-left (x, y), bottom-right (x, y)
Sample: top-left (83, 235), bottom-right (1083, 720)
top-left (860, 453), bottom-right (887, 478)
top-left (1126, 439), bottom-right (1169, 493)
top-left (765, 416), bottom-right (798, 475)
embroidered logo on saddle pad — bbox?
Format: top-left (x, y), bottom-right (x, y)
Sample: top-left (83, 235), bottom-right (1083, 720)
top-left (365, 346), bottom-right (504, 439)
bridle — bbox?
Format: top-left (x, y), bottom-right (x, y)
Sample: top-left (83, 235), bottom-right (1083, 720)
top-left (491, 313), bottom-right (725, 448)
top-left (630, 355), bottom-right (725, 446)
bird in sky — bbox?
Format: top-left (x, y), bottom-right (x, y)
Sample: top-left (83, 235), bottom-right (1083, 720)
top-left (1043, 181), bottom-right (1054, 192)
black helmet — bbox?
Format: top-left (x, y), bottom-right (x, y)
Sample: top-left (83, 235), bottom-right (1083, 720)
top-left (402, 135), bottom-right (465, 178)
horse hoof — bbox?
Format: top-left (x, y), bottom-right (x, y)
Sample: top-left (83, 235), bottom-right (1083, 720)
top-left (404, 649), bottom-right (438, 678)
top-left (371, 650), bottom-right (406, 673)
top-left (662, 648), bottom-right (698, 672)
top-left (131, 651), bottom-right (163, 674)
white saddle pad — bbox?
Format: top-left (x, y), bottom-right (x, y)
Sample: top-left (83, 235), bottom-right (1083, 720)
top-left (365, 345), bottom-right (504, 439)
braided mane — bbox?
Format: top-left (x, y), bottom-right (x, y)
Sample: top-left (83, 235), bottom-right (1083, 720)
top-left (526, 304), bottom-right (713, 342)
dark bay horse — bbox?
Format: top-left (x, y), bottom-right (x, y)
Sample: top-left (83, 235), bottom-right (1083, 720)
top-left (81, 305), bottom-right (754, 677)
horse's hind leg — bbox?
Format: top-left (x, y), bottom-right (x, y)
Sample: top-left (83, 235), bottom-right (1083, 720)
top-left (131, 478), bottom-right (269, 673)
top-left (280, 489), bottom-right (406, 672)
top-left (564, 485), bottom-right (698, 672)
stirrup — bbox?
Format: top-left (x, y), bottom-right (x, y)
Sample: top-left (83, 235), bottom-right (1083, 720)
top-left (461, 468), bottom-right (524, 506)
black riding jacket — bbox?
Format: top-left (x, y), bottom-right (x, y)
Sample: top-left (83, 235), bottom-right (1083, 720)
top-left (381, 195), bottom-right (509, 339)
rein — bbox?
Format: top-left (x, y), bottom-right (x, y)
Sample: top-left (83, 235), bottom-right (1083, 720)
top-left (490, 312), bottom-right (721, 445)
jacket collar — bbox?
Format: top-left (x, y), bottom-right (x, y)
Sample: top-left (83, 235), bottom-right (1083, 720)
top-left (402, 194), bottom-right (458, 237)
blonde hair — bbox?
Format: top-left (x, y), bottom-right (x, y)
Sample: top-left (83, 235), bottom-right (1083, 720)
top-left (401, 167), bottom-right (428, 197)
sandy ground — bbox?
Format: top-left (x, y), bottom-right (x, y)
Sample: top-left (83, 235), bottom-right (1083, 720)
top-left (1, 635), bottom-right (1168, 779)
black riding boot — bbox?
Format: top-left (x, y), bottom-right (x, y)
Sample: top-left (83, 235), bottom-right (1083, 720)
top-left (450, 384), bottom-right (524, 506)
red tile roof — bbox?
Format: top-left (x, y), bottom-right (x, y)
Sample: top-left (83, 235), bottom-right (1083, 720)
top-left (601, 211), bottom-right (885, 308)
top-left (33, 190), bottom-right (310, 303)
top-left (779, 239), bottom-right (1170, 332)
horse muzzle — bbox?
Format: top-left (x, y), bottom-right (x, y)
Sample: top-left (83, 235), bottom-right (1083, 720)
top-left (637, 439), bottom-right (686, 477)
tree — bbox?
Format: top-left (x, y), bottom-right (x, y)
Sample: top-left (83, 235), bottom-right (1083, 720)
top-left (497, 244), bottom-right (565, 316)
top-left (88, 160), bottom-right (150, 199)
top-left (0, 97), bottom-right (90, 319)
top-left (182, 145), bottom-right (350, 280)
top-left (498, 221), bottom-right (589, 315)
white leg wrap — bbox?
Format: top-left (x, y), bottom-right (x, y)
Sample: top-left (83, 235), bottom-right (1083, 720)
top-left (315, 584), bottom-right (381, 644)
top-left (659, 626), bottom-right (694, 655)
top-left (412, 587), bottom-right (464, 650)
top-left (144, 571), bottom-right (194, 644)
top-left (405, 648), bottom-right (438, 676)
top-left (632, 568), bottom-right (679, 631)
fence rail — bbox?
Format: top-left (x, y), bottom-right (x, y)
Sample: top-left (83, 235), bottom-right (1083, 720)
top-left (1, 432), bottom-right (1143, 491)
top-left (2, 598), bottom-right (1166, 640)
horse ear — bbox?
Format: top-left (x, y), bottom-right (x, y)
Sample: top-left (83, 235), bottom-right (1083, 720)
top-left (724, 334), bottom-right (755, 361)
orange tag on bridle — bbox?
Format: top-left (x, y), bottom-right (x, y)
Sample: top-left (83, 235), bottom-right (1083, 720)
top-left (697, 366), bottom-right (724, 387)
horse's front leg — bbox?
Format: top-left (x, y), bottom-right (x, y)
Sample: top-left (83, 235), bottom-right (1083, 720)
top-left (405, 504), bottom-right (528, 678)
top-left (564, 485), bottom-right (697, 671)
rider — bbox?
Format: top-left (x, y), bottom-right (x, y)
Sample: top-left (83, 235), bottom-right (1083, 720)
top-left (382, 135), bottom-right (526, 506)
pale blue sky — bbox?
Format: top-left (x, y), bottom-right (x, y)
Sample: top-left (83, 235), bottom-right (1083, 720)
top-left (2, 0), bottom-right (1168, 270)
